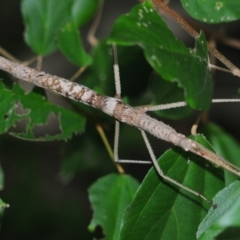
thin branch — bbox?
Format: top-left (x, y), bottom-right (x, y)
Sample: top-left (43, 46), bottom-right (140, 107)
top-left (151, 0), bottom-right (240, 77)
top-left (191, 112), bottom-right (206, 135)
top-left (96, 124), bottom-right (125, 174)
top-left (36, 55), bottom-right (42, 70)
top-left (0, 46), bottom-right (20, 62)
top-left (22, 56), bottom-right (38, 66)
top-left (87, 0), bottom-right (104, 46)
top-left (69, 66), bottom-right (87, 82)
top-left (221, 37), bottom-right (240, 50)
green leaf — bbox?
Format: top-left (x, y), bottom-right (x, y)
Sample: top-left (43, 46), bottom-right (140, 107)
top-left (80, 40), bottom-right (115, 96)
top-left (181, 0), bottom-right (240, 23)
top-left (198, 181), bottom-right (240, 239)
top-left (0, 198), bottom-right (9, 209)
top-left (203, 123), bottom-right (240, 185)
top-left (119, 135), bottom-right (224, 240)
top-left (108, 1), bottom-right (212, 110)
top-left (71, 0), bottom-right (100, 27)
top-left (57, 22), bottom-right (92, 66)
top-left (88, 174), bottom-right (139, 240)
top-left (21, 0), bottom-right (73, 55)
top-left (149, 73), bottom-right (193, 119)
top-left (0, 82), bottom-right (86, 140)
top-left (81, 41), bottom-right (152, 99)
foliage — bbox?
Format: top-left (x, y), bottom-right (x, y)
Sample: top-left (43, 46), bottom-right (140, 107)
top-left (0, 0), bottom-right (240, 239)
top-left (0, 82), bottom-right (86, 140)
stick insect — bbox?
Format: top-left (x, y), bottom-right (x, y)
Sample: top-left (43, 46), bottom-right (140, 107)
top-left (1, 47), bottom-right (240, 207)
top-left (0, 0), bottom-right (240, 209)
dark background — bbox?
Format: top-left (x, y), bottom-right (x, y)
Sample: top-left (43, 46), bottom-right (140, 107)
top-left (0, 0), bottom-right (240, 239)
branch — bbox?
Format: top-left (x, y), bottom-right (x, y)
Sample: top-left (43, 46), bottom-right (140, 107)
top-left (152, 0), bottom-right (240, 77)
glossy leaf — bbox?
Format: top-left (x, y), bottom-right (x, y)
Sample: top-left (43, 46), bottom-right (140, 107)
top-left (58, 22), bottom-right (92, 66)
top-left (0, 199), bottom-right (9, 209)
top-left (0, 82), bottom-right (86, 140)
top-left (21, 0), bottom-right (73, 55)
top-left (80, 41), bottom-right (152, 98)
top-left (198, 181), bottom-right (240, 239)
top-left (88, 174), bottom-right (139, 240)
top-left (108, 1), bottom-right (212, 110)
top-left (71, 0), bottom-right (100, 26)
top-left (203, 123), bottom-right (240, 185)
top-left (149, 73), bottom-right (193, 119)
top-left (119, 135), bottom-right (224, 240)
top-left (181, 0), bottom-right (240, 23)
top-left (80, 40), bottom-right (115, 96)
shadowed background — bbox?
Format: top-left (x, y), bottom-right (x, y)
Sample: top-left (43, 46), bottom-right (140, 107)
top-left (0, 0), bottom-right (240, 239)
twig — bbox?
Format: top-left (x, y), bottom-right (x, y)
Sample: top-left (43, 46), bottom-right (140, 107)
top-left (151, 0), bottom-right (240, 77)
top-left (0, 46), bottom-right (20, 62)
top-left (87, 0), bottom-right (104, 46)
top-left (96, 124), bottom-right (125, 174)
top-left (69, 66), bottom-right (87, 82)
